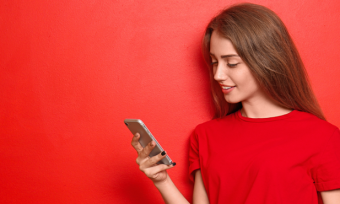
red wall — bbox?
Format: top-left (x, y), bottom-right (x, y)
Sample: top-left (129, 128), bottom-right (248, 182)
top-left (1, 0), bottom-right (339, 203)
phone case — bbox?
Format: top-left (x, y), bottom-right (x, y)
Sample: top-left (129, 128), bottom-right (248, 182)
top-left (124, 119), bottom-right (173, 165)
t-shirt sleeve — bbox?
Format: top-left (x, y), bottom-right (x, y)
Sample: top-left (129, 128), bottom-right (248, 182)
top-left (188, 127), bottom-right (200, 182)
top-left (311, 128), bottom-right (340, 191)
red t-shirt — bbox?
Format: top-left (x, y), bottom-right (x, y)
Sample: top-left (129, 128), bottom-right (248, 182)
top-left (189, 110), bottom-right (340, 204)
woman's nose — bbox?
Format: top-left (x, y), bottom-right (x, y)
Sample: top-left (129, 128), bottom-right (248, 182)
top-left (213, 64), bottom-right (228, 82)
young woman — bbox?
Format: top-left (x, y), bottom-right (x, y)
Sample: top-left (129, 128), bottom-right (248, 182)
top-left (131, 3), bottom-right (340, 204)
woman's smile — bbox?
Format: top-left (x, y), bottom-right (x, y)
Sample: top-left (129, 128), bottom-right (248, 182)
top-left (220, 84), bottom-right (236, 94)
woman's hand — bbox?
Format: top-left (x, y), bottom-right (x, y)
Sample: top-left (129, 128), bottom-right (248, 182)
top-left (131, 133), bottom-right (189, 204)
top-left (131, 133), bottom-right (175, 184)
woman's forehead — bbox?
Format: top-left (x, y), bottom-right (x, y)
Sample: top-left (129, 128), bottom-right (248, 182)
top-left (210, 31), bottom-right (238, 57)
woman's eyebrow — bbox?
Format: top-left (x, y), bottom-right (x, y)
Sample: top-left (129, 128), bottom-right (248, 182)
top-left (221, 54), bottom-right (239, 58)
top-left (209, 53), bottom-right (239, 58)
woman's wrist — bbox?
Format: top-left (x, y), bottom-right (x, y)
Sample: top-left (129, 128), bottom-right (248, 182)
top-left (153, 174), bottom-right (172, 189)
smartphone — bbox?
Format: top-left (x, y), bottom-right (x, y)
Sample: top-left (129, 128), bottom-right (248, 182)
top-left (124, 119), bottom-right (173, 165)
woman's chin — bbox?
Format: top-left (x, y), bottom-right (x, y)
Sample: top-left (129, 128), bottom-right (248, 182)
top-left (224, 96), bottom-right (241, 104)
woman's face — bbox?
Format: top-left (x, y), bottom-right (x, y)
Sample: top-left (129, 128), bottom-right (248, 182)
top-left (210, 31), bottom-right (266, 104)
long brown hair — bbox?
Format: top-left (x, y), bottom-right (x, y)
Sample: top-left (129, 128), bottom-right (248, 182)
top-left (202, 3), bottom-right (325, 120)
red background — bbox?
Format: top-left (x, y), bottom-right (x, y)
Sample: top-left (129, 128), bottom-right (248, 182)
top-left (1, 0), bottom-right (339, 203)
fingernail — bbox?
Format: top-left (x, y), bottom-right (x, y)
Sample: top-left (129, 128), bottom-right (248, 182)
top-left (161, 151), bottom-right (166, 156)
top-left (135, 133), bottom-right (139, 137)
top-left (172, 162), bottom-right (176, 166)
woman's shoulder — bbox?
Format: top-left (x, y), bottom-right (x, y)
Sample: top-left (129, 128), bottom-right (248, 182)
top-left (292, 110), bottom-right (338, 131)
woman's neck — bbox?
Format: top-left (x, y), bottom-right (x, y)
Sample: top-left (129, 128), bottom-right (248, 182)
top-left (241, 99), bottom-right (292, 119)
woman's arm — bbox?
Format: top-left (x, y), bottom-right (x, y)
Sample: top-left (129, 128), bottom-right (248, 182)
top-left (131, 133), bottom-right (189, 204)
top-left (154, 176), bottom-right (190, 204)
top-left (193, 170), bottom-right (210, 204)
top-left (155, 170), bottom-right (210, 204)
top-left (321, 189), bottom-right (340, 204)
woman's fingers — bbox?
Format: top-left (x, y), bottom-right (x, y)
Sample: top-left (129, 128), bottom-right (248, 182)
top-left (131, 133), bottom-right (156, 158)
top-left (130, 133), bottom-right (174, 183)
top-left (131, 133), bottom-right (143, 153)
top-left (132, 133), bottom-right (174, 175)
top-left (144, 150), bottom-right (167, 167)
top-left (139, 140), bottom-right (156, 159)
top-left (140, 151), bottom-right (176, 179)
top-left (143, 164), bottom-right (175, 179)
top-left (140, 150), bottom-right (175, 170)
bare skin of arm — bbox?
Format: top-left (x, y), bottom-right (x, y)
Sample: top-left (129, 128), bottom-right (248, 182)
top-left (131, 133), bottom-right (209, 204)
top-left (193, 170), bottom-right (209, 204)
top-left (321, 189), bottom-right (340, 204)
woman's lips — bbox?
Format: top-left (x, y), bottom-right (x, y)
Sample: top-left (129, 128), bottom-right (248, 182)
top-left (221, 85), bottom-right (236, 94)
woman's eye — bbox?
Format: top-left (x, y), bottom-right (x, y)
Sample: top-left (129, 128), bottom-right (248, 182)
top-left (227, 63), bottom-right (239, 67)
top-left (211, 61), bottom-right (218, 66)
